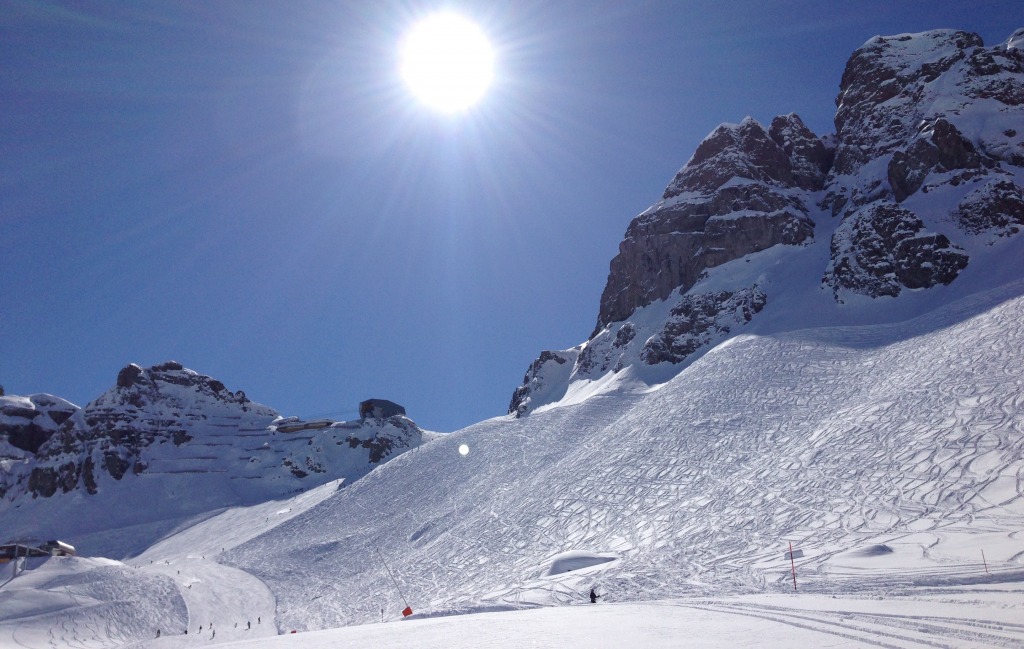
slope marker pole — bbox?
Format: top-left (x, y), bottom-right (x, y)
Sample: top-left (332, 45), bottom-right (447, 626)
top-left (981, 549), bottom-right (990, 574)
top-left (376, 549), bottom-right (412, 616)
top-left (789, 542), bottom-right (798, 593)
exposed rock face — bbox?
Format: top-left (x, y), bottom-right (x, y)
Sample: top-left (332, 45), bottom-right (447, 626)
top-left (887, 119), bottom-right (986, 202)
top-left (663, 117), bottom-right (800, 197)
top-left (768, 114), bottom-right (834, 191)
top-left (821, 27), bottom-right (1023, 297)
top-left (511, 27), bottom-right (1024, 418)
top-left (831, 31), bottom-right (984, 179)
top-left (954, 179), bottom-right (1024, 235)
top-left (0, 394), bottom-right (79, 456)
top-left (824, 203), bottom-right (969, 298)
top-left (0, 362), bottom-right (428, 507)
top-left (640, 288), bottom-right (768, 365)
top-left (825, 29), bottom-right (1023, 215)
top-left (508, 350), bottom-right (579, 418)
top-left (13, 362), bottom-right (278, 499)
top-left (345, 415), bottom-right (421, 464)
top-left (596, 116), bottom-right (819, 332)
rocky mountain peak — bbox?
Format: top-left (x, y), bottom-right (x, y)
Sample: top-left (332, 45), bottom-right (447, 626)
top-left (823, 28), bottom-right (1023, 298)
top-left (662, 113), bottom-right (833, 197)
top-left (511, 27), bottom-right (1024, 418)
top-left (105, 360), bottom-right (256, 411)
top-left (828, 28), bottom-right (1023, 212)
top-left (768, 113), bottom-right (834, 191)
top-left (595, 114), bottom-right (819, 333)
top-left (1, 362), bottom-right (430, 533)
top-left (833, 30), bottom-right (984, 176)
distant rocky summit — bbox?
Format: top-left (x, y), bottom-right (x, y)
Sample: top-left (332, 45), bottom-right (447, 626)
top-left (0, 362), bottom-right (428, 508)
top-left (511, 27), bottom-right (1024, 417)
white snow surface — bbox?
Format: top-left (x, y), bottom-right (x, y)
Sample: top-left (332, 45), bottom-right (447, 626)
top-left (3, 276), bottom-right (1024, 647)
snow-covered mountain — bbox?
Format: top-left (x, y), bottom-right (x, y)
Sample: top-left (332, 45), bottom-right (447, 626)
top-left (511, 27), bottom-right (1024, 417)
top-left (0, 361), bottom-right (432, 554)
top-left (2, 28), bottom-right (1024, 648)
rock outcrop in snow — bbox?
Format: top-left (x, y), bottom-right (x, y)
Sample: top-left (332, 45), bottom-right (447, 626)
top-left (0, 362), bottom-right (430, 534)
top-left (12, 361), bottom-right (279, 499)
top-left (0, 394), bottom-right (79, 466)
top-left (822, 28), bottom-right (1024, 298)
top-left (511, 27), bottom-right (1024, 417)
top-left (596, 116), bottom-right (820, 333)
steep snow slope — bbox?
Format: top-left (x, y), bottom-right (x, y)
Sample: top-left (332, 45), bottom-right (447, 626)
top-left (223, 278), bottom-right (1024, 631)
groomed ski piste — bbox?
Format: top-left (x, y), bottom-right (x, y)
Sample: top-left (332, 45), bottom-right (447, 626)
top-left (3, 264), bottom-right (1024, 647)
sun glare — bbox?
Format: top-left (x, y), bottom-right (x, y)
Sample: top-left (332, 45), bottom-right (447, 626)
top-left (400, 13), bottom-right (494, 113)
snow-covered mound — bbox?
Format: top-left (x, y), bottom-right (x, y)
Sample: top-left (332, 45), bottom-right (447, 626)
top-left (0, 555), bottom-right (185, 646)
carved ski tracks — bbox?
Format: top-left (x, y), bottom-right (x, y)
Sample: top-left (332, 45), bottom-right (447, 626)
top-left (675, 599), bottom-right (1024, 648)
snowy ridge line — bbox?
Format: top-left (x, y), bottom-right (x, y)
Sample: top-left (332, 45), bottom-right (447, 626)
top-left (771, 278), bottom-right (1024, 350)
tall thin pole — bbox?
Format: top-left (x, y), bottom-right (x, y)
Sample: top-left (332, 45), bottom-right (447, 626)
top-left (375, 549), bottom-right (410, 609)
top-left (981, 549), bottom-right (990, 574)
top-left (789, 542), bottom-right (798, 592)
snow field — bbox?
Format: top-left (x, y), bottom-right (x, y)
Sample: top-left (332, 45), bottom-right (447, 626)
top-left (216, 280), bottom-right (1024, 635)
top-left (3, 282), bottom-right (1024, 646)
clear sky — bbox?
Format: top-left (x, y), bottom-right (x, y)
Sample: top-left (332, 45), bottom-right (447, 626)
top-left (2, 1), bottom-right (1021, 431)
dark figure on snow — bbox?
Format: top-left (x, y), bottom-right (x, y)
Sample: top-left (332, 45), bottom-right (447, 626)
top-left (590, 588), bottom-right (600, 603)
top-left (156, 630), bottom-right (160, 638)
top-left (247, 621), bottom-right (251, 630)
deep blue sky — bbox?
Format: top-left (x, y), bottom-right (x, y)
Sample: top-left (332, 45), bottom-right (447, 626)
top-left (2, 1), bottom-right (1021, 431)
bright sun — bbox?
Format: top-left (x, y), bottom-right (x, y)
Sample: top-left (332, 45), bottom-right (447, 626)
top-left (400, 13), bottom-right (494, 113)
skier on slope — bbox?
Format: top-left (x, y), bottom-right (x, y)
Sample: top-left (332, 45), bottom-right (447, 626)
top-left (590, 587), bottom-right (600, 603)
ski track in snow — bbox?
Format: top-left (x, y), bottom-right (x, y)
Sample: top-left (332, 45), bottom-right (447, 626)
top-left (2, 288), bottom-right (1023, 647)
top-left (211, 282), bottom-right (1024, 640)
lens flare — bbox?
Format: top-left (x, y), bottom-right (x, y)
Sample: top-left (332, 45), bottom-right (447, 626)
top-left (400, 13), bottom-right (494, 113)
